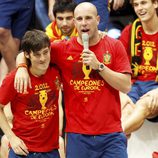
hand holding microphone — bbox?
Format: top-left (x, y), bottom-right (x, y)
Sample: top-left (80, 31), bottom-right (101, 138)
top-left (81, 33), bottom-right (100, 70)
top-left (82, 33), bottom-right (90, 70)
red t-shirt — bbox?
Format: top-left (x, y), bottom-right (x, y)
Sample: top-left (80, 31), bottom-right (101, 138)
top-left (120, 24), bottom-right (158, 81)
top-left (0, 67), bottom-right (60, 152)
top-left (51, 36), bottom-right (131, 135)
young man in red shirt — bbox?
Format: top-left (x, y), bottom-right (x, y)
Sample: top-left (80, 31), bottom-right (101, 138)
top-left (120, 0), bottom-right (158, 135)
top-left (0, 30), bottom-right (61, 158)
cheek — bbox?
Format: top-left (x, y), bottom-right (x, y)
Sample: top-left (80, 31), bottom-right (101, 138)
top-left (134, 8), bottom-right (139, 15)
top-left (57, 21), bottom-right (63, 28)
top-left (68, 20), bottom-right (74, 25)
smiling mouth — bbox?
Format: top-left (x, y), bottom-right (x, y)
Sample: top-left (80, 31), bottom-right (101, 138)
top-left (138, 12), bottom-right (146, 16)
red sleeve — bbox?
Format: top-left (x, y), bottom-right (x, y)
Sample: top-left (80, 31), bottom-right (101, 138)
top-left (113, 40), bottom-right (132, 74)
top-left (50, 40), bottom-right (66, 65)
top-left (119, 24), bottom-right (132, 56)
top-left (0, 71), bottom-right (17, 105)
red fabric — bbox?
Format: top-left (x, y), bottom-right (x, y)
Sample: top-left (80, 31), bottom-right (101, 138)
top-left (51, 36), bottom-right (131, 135)
top-left (153, 152), bottom-right (158, 158)
top-left (120, 24), bottom-right (158, 82)
top-left (0, 67), bottom-right (60, 152)
top-left (50, 21), bottom-right (62, 41)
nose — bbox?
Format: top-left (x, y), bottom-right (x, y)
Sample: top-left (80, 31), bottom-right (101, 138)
top-left (81, 18), bottom-right (87, 26)
top-left (40, 54), bottom-right (46, 61)
top-left (62, 19), bottom-right (68, 26)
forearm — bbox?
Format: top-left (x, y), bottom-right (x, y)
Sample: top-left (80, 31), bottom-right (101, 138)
top-left (58, 90), bottom-right (64, 135)
top-left (59, 105), bottom-right (64, 136)
top-left (0, 106), bottom-right (15, 140)
top-left (99, 66), bottom-right (131, 93)
top-left (48, 0), bottom-right (55, 11)
top-left (16, 52), bottom-right (26, 67)
top-left (48, 0), bottom-right (55, 21)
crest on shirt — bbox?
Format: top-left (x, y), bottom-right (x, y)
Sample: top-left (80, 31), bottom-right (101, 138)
top-left (103, 51), bottom-right (111, 64)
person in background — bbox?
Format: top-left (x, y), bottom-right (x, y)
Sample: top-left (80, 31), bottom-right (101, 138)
top-left (46, 0), bottom-right (78, 42)
top-left (0, 30), bottom-right (61, 158)
top-left (35, 0), bottom-right (52, 30)
top-left (120, 0), bottom-right (158, 135)
top-left (45, 0), bottom-right (126, 32)
top-left (0, 0), bottom-right (34, 72)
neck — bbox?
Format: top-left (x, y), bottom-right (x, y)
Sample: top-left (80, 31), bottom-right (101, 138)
top-left (141, 15), bottom-right (158, 34)
top-left (30, 67), bottom-right (46, 77)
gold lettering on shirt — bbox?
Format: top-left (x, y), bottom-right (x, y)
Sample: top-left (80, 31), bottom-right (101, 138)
top-left (70, 79), bottom-right (104, 93)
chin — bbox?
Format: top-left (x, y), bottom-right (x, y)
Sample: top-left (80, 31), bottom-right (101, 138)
top-left (40, 65), bottom-right (49, 71)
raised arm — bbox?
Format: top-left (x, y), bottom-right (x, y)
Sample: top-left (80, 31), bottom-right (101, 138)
top-left (0, 104), bottom-right (29, 156)
top-left (48, 0), bottom-right (55, 21)
top-left (14, 52), bottom-right (31, 94)
top-left (110, 0), bottom-right (125, 10)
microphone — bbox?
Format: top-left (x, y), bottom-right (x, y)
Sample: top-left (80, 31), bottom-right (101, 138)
top-left (82, 33), bottom-right (89, 50)
top-left (81, 33), bottom-right (90, 70)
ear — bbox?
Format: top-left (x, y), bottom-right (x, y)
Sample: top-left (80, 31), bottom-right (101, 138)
top-left (96, 15), bottom-right (100, 26)
top-left (153, 0), bottom-right (158, 9)
top-left (24, 51), bottom-right (29, 59)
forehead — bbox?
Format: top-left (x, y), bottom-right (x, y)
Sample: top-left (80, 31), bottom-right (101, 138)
top-left (74, 4), bottom-right (97, 18)
top-left (132, 0), bottom-right (152, 3)
top-left (56, 11), bottom-right (74, 18)
top-left (35, 47), bottom-right (49, 53)
top-left (74, 9), bottom-right (96, 19)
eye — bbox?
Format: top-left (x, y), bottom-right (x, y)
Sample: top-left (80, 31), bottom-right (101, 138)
top-left (57, 17), bottom-right (63, 21)
top-left (85, 16), bottom-right (92, 20)
top-left (66, 16), bottom-right (73, 20)
top-left (76, 17), bottom-right (82, 21)
top-left (34, 53), bottom-right (41, 57)
top-left (133, 3), bottom-right (138, 7)
top-left (43, 51), bottom-right (49, 55)
top-left (141, 1), bottom-right (147, 5)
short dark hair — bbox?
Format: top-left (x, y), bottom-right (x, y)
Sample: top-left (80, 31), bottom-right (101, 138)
top-left (21, 29), bottom-right (50, 54)
top-left (53, 0), bottom-right (77, 18)
top-left (130, 0), bottom-right (158, 16)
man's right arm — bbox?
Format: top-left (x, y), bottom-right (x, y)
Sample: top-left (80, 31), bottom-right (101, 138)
top-left (0, 104), bottom-right (29, 156)
top-left (14, 52), bottom-right (31, 94)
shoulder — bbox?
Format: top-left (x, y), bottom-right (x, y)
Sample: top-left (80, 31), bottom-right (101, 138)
top-left (119, 24), bottom-right (132, 40)
top-left (51, 37), bottom-right (77, 48)
top-left (103, 35), bottom-right (123, 47)
top-left (122, 24), bottom-right (132, 33)
top-left (101, 36), bottom-right (127, 56)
